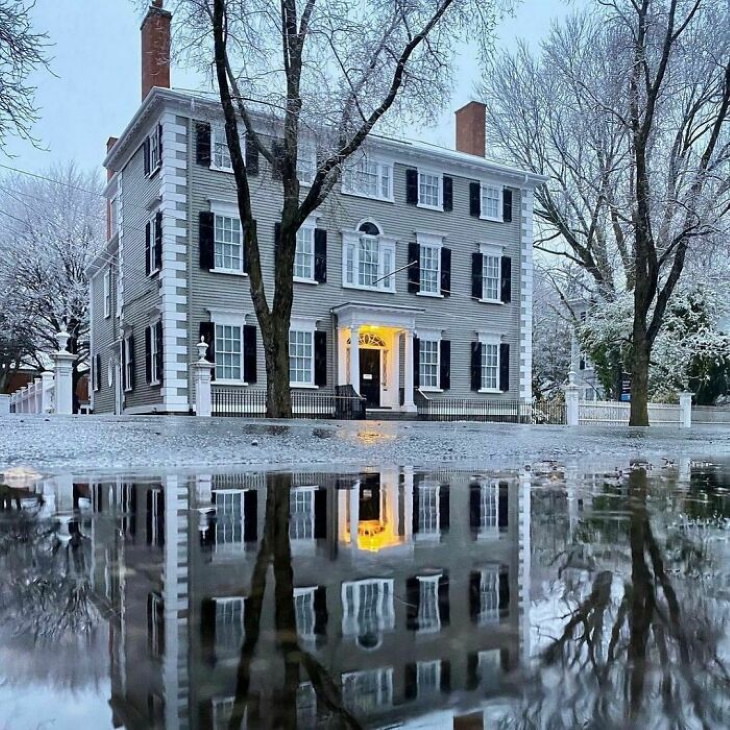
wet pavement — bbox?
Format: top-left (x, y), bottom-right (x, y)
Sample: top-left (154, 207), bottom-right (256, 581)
top-left (1, 456), bottom-right (729, 729)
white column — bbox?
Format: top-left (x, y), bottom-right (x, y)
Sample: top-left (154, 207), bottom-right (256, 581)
top-left (564, 370), bottom-right (580, 426)
top-left (349, 325), bottom-right (360, 394)
top-left (679, 391), bottom-right (692, 429)
top-left (193, 339), bottom-right (215, 417)
top-left (337, 327), bottom-right (347, 385)
top-left (52, 330), bottom-right (75, 415)
top-left (40, 372), bottom-right (54, 413)
top-left (34, 377), bottom-right (43, 413)
top-left (403, 329), bottom-right (416, 413)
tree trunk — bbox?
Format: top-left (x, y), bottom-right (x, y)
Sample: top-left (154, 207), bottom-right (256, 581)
top-left (262, 315), bottom-right (292, 418)
top-left (629, 319), bottom-right (650, 427)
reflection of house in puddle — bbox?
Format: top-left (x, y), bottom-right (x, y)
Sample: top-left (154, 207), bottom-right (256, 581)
top-left (24, 468), bottom-right (532, 729)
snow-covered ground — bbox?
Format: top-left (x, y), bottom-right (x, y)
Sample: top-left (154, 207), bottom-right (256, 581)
top-left (1, 414), bottom-right (728, 476)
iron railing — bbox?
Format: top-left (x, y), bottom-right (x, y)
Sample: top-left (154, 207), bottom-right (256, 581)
top-left (532, 401), bottom-right (566, 425)
top-left (415, 390), bottom-right (532, 423)
top-left (212, 386), bottom-right (365, 419)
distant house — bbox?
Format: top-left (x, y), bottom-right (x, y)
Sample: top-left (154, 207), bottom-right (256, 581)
top-left (88, 1), bottom-right (545, 417)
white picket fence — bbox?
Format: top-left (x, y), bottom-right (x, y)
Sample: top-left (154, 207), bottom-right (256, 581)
top-left (8, 373), bottom-right (55, 414)
top-left (579, 400), bottom-right (681, 425)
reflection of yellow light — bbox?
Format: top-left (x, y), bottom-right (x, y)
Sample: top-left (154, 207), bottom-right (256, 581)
top-left (354, 519), bottom-right (404, 552)
top-left (356, 430), bottom-right (396, 445)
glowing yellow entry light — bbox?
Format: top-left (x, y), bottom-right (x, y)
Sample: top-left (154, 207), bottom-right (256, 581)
top-left (354, 519), bottom-right (404, 552)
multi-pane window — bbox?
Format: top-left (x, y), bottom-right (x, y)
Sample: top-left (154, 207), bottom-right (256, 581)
top-left (213, 490), bottom-right (244, 551)
top-left (343, 155), bottom-right (393, 201)
top-left (419, 340), bottom-right (439, 389)
top-left (289, 487), bottom-right (315, 540)
top-left (481, 342), bottom-right (499, 390)
top-left (215, 597), bottom-right (245, 658)
top-left (215, 324), bottom-right (243, 381)
top-left (147, 592), bottom-right (164, 659)
top-left (419, 243), bottom-right (440, 294)
top-left (343, 224), bottom-right (396, 292)
top-left (481, 185), bottom-right (501, 220)
top-left (103, 269), bottom-right (111, 318)
top-left (482, 254), bottom-right (501, 301)
top-left (294, 587), bottom-right (316, 639)
top-left (295, 227), bottom-right (314, 280)
top-left (358, 236), bottom-right (379, 287)
top-left (418, 171), bottom-right (441, 208)
top-left (148, 128), bottom-right (161, 173)
top-left (212, 127), bottom-right (232, 170)
top-left (214, 215), bottom-right (243, 272)
top-left (416, 576), bottom-right (441, 633)
top-left (123, 335), bottom-right (134, 392)
top-left (479, 482), bottom-right (498, 534)
top-left (342, 669), bottom-right (393, 714)
top-left (289, 330), bottom-right (313, 385)
top-left (417, 483), bottom-right (440, 536)
top-left (150, 322), bottom-right (161, 384)
top-left (477, 568), bottom-right (501, 625)
top-left (342, 579), bottom-right (395, 641)
top-left (417, 660), bottom-right (441, 695)
top-left (147, 214), bottom-right (159, 275)
top-left (297, 145), bottom-right (316, 184)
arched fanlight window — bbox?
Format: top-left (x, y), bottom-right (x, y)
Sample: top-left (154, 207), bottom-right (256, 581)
top-left (358, 221), bottom-right (381, 236)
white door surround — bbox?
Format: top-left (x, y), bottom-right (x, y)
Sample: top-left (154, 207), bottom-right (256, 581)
top-left (331, 302), bottom-right (424, 412)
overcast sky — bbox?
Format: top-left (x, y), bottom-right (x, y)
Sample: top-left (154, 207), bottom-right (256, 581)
top-left (3, 0), bottom-right (571, 178)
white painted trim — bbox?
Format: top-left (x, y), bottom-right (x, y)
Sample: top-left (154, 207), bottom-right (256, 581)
top-left (519, 188), bottom-right (535, 400)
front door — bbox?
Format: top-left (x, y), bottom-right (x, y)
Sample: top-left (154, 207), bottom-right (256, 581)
top-left (359, 348), bottom-right (381, 408)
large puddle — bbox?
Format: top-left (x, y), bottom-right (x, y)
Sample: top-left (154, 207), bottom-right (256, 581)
top-left (1, 458), bottom-right (729, 729)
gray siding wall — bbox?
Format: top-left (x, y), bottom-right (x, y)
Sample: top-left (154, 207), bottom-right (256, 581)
top-left (90, 263), bottom-right (120, 414)
top-left (184, 114), bottom-right (523, 401)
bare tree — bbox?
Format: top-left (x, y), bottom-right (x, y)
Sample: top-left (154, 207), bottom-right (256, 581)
top-left (0, 0), bottom-right (49, 151)
top-left (483, 0), bottom-right (730, 425)
top-left (0, 164), bottom-right (105, 399)
top-left (161, 0), bottom-right (510, 417)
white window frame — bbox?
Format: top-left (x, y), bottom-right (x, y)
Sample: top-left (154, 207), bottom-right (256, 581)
top-left (297, 142), bottom-right (317, 186)
top-left (146, 127), bottom-right (161, 177)
top-left (210, 201), bottom-right (246, 275)
top-left (416, 232), bottom-right (443, 297)
top-left (149, 488), bottom-right (163, 545)
top-left (147, 212), bottom-right (160, 276)
top-left (417, 169), bottom-right (443, 211)
top-left (148, 591), bottom-right (164, 659)
top-left (341, 225), bottom-right (397, 294)
top-left (417, 660), bottom-right (442, 696)
top-left (478, 243), bottom-right (504, 304)
top-left (415, 481), bottom-right (441, 538)
top-left (209, 309), bottom-right (249, 385)
top-left (293, 586), bottom-right (317, 641)
top-left (416, 574), bottom-right (442, 633)
top-left (294, 222), bottom-right (316, 283)
top-left (103, 269), bottom-right (111, 318)
top-left (123, 333), bottom-right (133, 393)
top-left (418, 337), bottom-right (441, 392)
top-left (477, 332), bottom-right (502, 394)
top-left (341, 578), bottom-right (395, 639)
top-left (476, 567), bottom-right (501, 626)
top-left (211, 126), bottom-right (234, 172)
top-left (214, 596), bottom-right (245, 659)
top-left (476, 480), bottom-right (498, 538)
top-left (341, 152), bottom-right (394, 202)
top-left (212, 489), bottom-right (246, 554)
top-left (289, 317), bottom-right (317, 388)
top-left (342, 668), bottom-right (394, 713)
top-left (150, 319), bottom-right (161, 386)
top-left (289, 486), bottom-right (316, 540)
top-left (480, 183), bottom-right (503, 222)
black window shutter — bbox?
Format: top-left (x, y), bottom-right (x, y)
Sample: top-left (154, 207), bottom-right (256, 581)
top-left (313, 586), bottom-right (328, 635)
top-left (243, 324), bottom-right (257, 383)
top-left (245, 131), bottom-right (259, 175)
top-left (405, 168), bottom-right (418, 205)
top-left (499, 570), bottom-right (510, 617)
top-left (469, 482), bottom-right (480, 530)
top-left (499, 343), bottom-right (510, 392)
top-left (466, 653), bottom-right (479, 690)
top-left (406, 577), bottom-right (420, 631)
top-left (407, 241), bottom-right (420, 293)
top-left (438, 572), bottom-right (450, 626)
top-left (199, 211), bottom-right (215, 270)
top-left (271, 139), bottom-right (285, 180)
top-left (440, 660), bottom-right (451, 693)
top-left (469, 181), bottom-right (481, 217)
top-left (145, 489), bottom-right (153, 544)
top-left (314, 331), bottom-right (327, 386)
top-left (145, 327), bottom-right (152, 384)
top-left (438, 484), bottom-right (449, 530)
top-left (199, 322), bottom-right (215, 363)
top-left (500, 256), bottom-right (512, 303)
top-left (274, 222), bottom-right (281, 251)
top-left (200, 598), bottom-right (216, 662)
top-left (145, 221), bottom-right (151, 276)
top-left (412, 474), bottom-right (421, 535)
top-left (440, 247), bottom-right (451, 296)
top-left (154, 210), bottom-right (163, 271)
top-left (243, 490), bottom-right (258, 542)
top-left (413, 336), bottom-right (420, 388)
top-left (502, 188), bottom-right (513, 222)
top-left (121, 339), bottom-right (127, 391)
top-left (471, 252), bottom-right (483, 299)
top-left (195, 122), bottom-right (211, 166)
top-left (314, 488), bottom-right (327, 539)
top-left (155, 321), bottom-right (164, 385)
top-left (404, 662), bottom-right (417, 700)
top-left (95, 353), bottom-right (101, 391)
top-left (128, 334), bottom-right (136, 391)
top-left (498, 481), bottom-right (509, 529)
top-left (442, 175), bottom-right (453, 211)
top-left (143, 137), bottom-right (150, 176)
top-left (469, 571), bottom-right (480, 622)
top-left (439, 340), bottom-right (450, 390)
top-left (470, 342), bottom-right (482, 391)
top-left (314, 228), bottom-right (327, 283)
top-left (157, 123), bottom-right (163, 162)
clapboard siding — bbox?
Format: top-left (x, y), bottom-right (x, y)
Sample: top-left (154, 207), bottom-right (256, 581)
top-left (89, 266), bottom-right (119, 413)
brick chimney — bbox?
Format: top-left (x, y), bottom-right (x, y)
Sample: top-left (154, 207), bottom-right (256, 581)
top-left (141, 0), bottom-right (172, 101)
top-left (455, 101), bottom-right (487, 157)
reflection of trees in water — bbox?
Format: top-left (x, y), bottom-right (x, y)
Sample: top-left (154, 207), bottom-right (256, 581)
top-left (516, 467), bottom-right (730, 729)
top-left (226, 473), bottom-right (361, 730)
top-left (0, 511), bottom-right (106, 690)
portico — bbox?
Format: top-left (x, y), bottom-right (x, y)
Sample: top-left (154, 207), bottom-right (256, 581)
top-left (331, 302), bottom-right (425, 413)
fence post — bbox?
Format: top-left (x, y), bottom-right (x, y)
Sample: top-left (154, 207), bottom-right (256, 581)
top-left (564, 370), bottom-right (580, 426)
top-left (41, 371), bottom-right (55, 413)
top-left (193, 338), bottom-right (215, 417)
top-left (52, 329), bottom-right (75, 415)
top-left (0, 393), bottom-right (8, 415)
top-left (34, 377), bottom-right (43, 413)
top-left (679, 391), bottom-right (693, 429)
